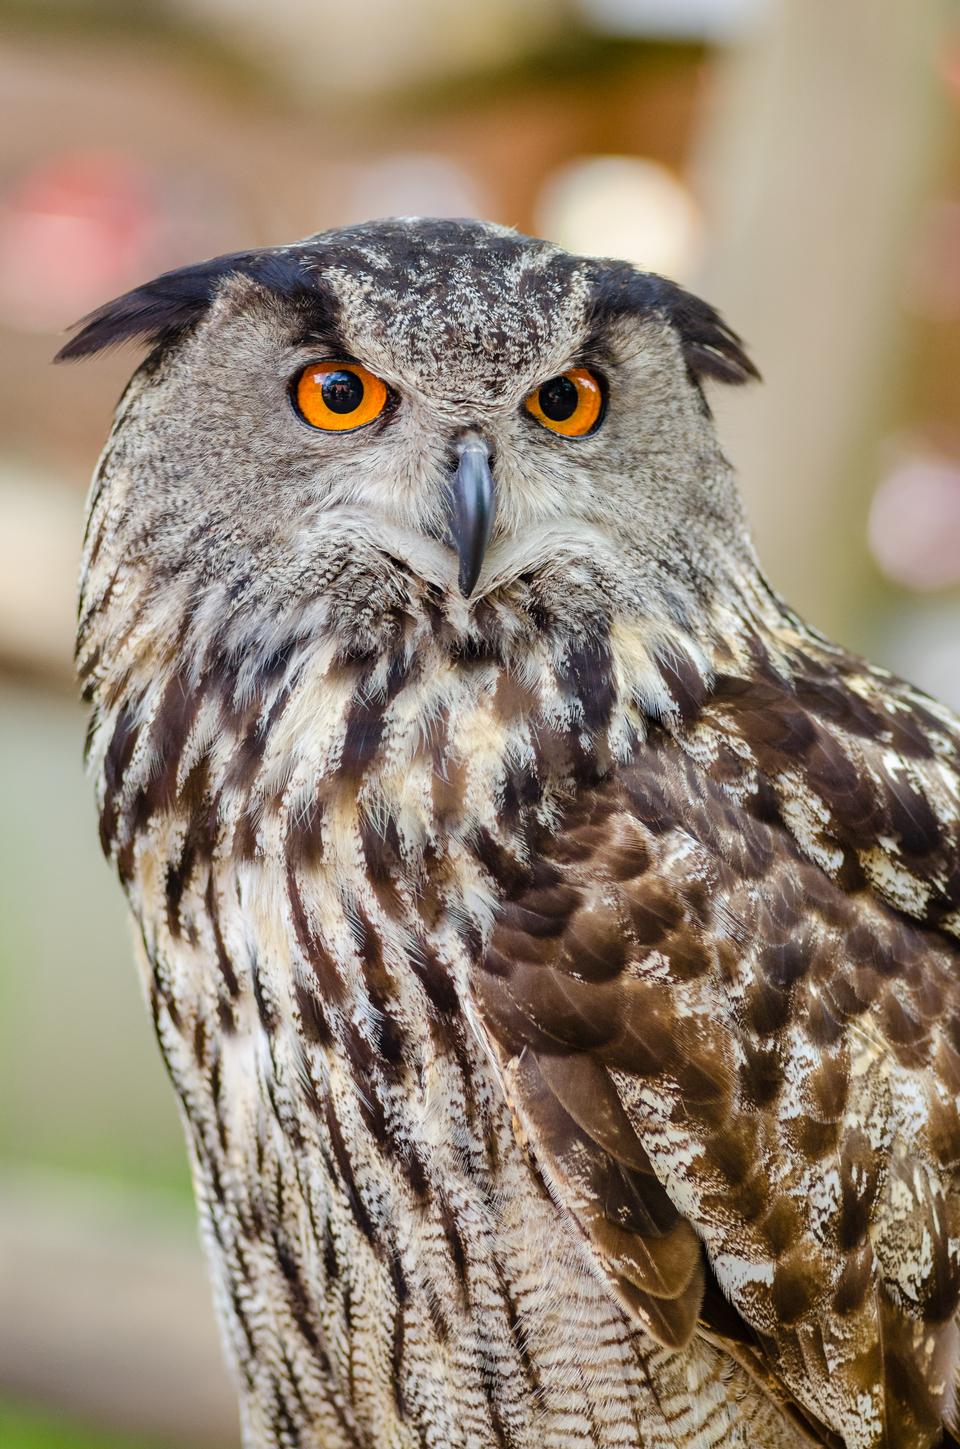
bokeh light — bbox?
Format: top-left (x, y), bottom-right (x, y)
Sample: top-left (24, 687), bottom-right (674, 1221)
top-left (868, 443), bottom-right (960, 591)
top-left (536, 155), bottom-right (702, 277)
top-left (0, 154), bottom-right (153, 332)
top-left (576, 0), bottom-right (768, 40)
top-left (341, 153), bottom-right (488, 225)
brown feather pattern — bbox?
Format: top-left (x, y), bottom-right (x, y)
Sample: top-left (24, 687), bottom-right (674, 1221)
top-left (475, 634), bottom-right (960, 1448)
top-left (83, 552), bottom-right (960, 1445)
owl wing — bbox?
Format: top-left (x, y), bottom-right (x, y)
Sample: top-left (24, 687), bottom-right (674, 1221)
top-left (470, 640), bottom-right (960, 1449)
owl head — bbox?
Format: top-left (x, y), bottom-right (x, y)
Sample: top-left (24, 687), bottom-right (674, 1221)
top-left (61, 218), bottom-right (759, 671)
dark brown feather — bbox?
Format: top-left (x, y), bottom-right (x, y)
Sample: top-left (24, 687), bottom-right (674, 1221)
top-left (472, 633), bottom-right (960, 1447)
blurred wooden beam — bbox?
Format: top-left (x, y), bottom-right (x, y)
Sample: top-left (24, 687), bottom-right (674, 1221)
top-left (694, 0), bottom-right (952, 643)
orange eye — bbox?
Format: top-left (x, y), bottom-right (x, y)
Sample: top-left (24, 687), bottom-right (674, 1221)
top-left (524, 367), bottom-right (604, 438)
top-left (293, 361), bottom-right (388, 432)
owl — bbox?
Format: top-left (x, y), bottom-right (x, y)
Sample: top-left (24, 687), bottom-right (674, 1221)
top-left (61, 218), bottom-right (960, 1449)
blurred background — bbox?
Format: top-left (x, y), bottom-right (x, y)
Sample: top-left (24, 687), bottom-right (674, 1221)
top-left (1, 0), bottom-right (959, 1444)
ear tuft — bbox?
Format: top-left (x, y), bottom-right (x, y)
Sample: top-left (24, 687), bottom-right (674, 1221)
top-left (590, 265), bottom-right (760, 388)
top-left (54, 248), bottom-right (316, 363)
top-left (655, 277), bottom-right (760, 386)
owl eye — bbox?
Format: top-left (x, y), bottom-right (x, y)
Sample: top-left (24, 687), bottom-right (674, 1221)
top-left (524, 367), bottom-right (604, 438)
top-left (293, 360), bottom-right (388, 432)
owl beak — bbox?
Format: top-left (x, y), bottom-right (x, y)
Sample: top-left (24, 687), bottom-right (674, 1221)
top-left (449, 435), bottom-right (495, 597)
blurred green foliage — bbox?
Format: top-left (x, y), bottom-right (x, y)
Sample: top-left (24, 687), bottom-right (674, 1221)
top-left (0, 1399), bottom-right (173, 1449)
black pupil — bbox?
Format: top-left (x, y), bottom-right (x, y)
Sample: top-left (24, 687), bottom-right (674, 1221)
top-left (538, 374), bottom-right (579, 422)
top-left (321, 369), bottom-right (364, 414)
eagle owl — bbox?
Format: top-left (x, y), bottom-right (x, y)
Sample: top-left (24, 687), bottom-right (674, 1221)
top-left (62, 219), bottom-right (960, 1449)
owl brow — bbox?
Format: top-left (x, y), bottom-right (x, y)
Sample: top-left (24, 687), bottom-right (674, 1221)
top-left (571, 331), bottom-right (618, 374)
top-left (288, 329), bottom-right (357, 359)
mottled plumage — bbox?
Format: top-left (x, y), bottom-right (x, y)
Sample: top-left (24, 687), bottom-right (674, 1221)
top-left (64, 219), bottom-right (960, 1448)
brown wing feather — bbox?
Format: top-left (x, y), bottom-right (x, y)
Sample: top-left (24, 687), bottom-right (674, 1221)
top-left (472, 638), bottom-right (960, 1449)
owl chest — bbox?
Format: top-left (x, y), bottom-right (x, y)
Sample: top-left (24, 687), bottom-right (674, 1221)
top-left (155, 865), bottom-right (633, 1448)
top-left (118, 656), bottom-right (664, 1442)
top-left (116, 682), bottom-right (801, 1447)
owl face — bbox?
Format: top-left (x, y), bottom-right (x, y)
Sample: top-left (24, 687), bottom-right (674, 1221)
top-left (64, 219), bottom-right (757, 643)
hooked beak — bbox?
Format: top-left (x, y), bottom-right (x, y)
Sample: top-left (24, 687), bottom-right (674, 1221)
top-left (448, 435), bottom-right (495, 597)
